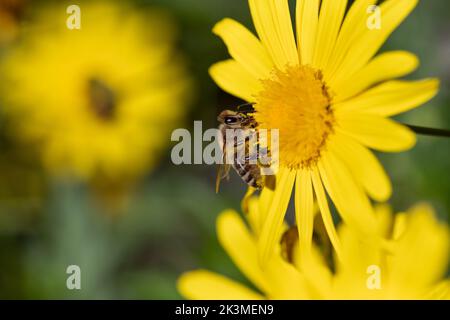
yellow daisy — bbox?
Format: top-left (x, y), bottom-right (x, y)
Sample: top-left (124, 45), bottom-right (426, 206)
top-left (0, 0), bottom-right (25, 46)
top-left (0, 2), bottom-right (191, 182)
top-left (178, 200), bottom-right (449, 300)
top-left (210, 0), bottom-right (439, 262)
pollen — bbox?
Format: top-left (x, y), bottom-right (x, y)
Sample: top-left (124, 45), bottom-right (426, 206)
top-left (254, 65), bottom-right (334, 169)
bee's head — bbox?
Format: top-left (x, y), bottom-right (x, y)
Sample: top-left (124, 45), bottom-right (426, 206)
top-left (218, 110), bottom-right (242, 126)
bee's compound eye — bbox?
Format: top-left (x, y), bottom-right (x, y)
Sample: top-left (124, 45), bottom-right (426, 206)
top-left (225, 117), bottom-right (238, 125)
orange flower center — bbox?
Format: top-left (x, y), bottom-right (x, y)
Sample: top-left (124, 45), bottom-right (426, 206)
top-left (254, 65), bottom-right (334, 169)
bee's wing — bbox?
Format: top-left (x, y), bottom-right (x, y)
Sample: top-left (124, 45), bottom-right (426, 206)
top-left (215, 164), bottom-right (231, 193)
top-left (216, 126), bottom-right (232, 193)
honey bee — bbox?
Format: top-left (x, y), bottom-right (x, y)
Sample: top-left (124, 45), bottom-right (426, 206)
top-left (216, 103), bottom-right (275, 193)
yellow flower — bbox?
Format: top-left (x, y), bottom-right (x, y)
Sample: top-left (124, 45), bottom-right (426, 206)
top-left (178, 200), bottom-right (449, 300)
top-left (0, 2), bottom-right (191, 182)
top-left (0, 0), bottom-right (25, 46)
top-left (210, 0), bottom-right (439, 263)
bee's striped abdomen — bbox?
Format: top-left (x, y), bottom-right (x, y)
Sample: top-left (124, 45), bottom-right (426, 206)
top-left (234, 162), bottom-right (263, 189)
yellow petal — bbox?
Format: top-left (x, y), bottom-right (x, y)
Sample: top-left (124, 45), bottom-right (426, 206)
top-left (264, 256), bottom-right (311, 299)
top-left (209, 59), bottom-right (262, 101)
top-left (318, 150), bottom-right (378, 238)
top-left (426, 281), bottom-right (450, 300)
top-left (297, 246), bottom-right (334, 299)
top-left (336, 112), bottom-right (416, 152)
top-left (213, 18), bottom-right (273, 79)
top-left (334, 222), bottom-right (383, 290)
top-left (333, 51), bottom-right (419, 102)
top-left (392, 212), bottom-right (408, 240)
top-left (296, 0), bottom-right (319, 65)
top-left (373, 203), bottom-right (394, 238)
top-left (246, 195), bottom-right (262, 235)
top-left (330, 133), bottom-right (392, 202)
top-left (310, 167), bottom-right (343, 260)
top-left (312, 0), bottom-right (348, 70)
top-left (217, 210), bottom-right (269, 293)
top-left (290, 223), bottom-right (334, 299)
top-left (294, 169), bottom-right (314, 259)
top-left (258, 184), bottom-right (275, 231)
top-left (178, 270), bottom-right (264, 300)
top-left (249, 0), bottom-right (298, 69)
top-left (326, 0), bottom-right (377, 77)
top-left (389, 204), bottom-right (450, 290)
top-left (331, 0), bottom-right (419, 85)
top-left (335, 79), bottom-right (440, 116)
top-left (258, 167), bottom-right (296, 265)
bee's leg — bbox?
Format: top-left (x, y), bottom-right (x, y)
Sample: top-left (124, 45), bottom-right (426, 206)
top-left (257, 147), bottom-right (272, 167)
top-left (243, 153), bottom-right (259, 163)
top-left (258, 146), bottom-right (276, 190)
top-left (246, 129), bottom-right (257, 139)
top-left (238, 129), bottom-right (258, 164)
top-left (235, 129), bottom-right (255, 147)
top-left (241, 186), bottom-right (257, 214)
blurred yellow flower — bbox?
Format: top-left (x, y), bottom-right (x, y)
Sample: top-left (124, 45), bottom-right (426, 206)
top-left (211, 0), bottom-right (440, 263)
top-left (178, 200), bottom-right (449, 299)
top-left (0, 2), bottom-right (191, 182)
top-left (0, 0), bottom-right (25, 45)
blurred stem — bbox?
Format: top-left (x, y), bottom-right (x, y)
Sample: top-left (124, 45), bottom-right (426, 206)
top-left (405, 124), bottom-right (450, 138)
